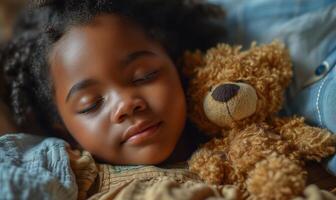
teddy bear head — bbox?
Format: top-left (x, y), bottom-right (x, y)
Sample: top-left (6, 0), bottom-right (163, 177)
top-left (183, 42), bottom-right (293, 134)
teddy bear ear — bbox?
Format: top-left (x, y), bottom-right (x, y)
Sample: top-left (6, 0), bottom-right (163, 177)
top-left (265, 41), bottom-right (293, 87)
top-left (248, 41), bottom-right (293, 88)
top-left (182, 50), bottom-right (204, 77)
top-left (206, 43), bottom-right (241, 57)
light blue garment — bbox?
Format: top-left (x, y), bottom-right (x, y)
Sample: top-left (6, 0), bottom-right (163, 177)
top-left (208, 0), bottom-right (336, 174)
top-left (0, 133), bottom-right (77, 200)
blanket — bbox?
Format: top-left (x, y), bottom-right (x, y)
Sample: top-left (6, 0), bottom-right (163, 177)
top-left (0, 133), bottom-right (336, 199)
top-left (0, 133), bottom-right (77, 199)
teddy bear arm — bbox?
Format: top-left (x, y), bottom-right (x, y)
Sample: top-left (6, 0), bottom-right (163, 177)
top-left (188, 146), bottom-right (234, 185)
top-left (272, 116), bottom-right (336, 161)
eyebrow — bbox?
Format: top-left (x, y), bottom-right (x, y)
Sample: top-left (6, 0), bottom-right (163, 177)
top-left (65, 50), bottom-right (157, 102)
top-left (66, 79), bottom-right (98, 102)
top-left (121, 50), bottom-right (157, 67)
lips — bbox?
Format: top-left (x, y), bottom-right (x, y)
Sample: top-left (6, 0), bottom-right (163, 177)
top-left (121, 120), bottom-right (162, 144)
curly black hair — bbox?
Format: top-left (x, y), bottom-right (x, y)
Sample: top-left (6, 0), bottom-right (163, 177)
top-left (0, 0), bottom-right (225, 136)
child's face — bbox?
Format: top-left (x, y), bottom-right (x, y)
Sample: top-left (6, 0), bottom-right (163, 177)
top-left (49, 14), bottom-right (187, 165)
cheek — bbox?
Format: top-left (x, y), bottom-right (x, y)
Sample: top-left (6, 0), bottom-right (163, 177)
top-left (145, 68), bottom-right (186, 123)
top-left (60, 111), bottom-right (109, 149)
top-left (62, 114), bottom-right (95, 140)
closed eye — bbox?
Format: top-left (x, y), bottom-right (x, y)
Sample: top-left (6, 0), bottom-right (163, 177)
top-left (133, 70), bottom-right (160, 85)
top-left (77, 97), bottom-right (105, 115)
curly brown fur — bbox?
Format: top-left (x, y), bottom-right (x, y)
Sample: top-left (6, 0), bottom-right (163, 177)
top-left (272, 116), bottom-right (336, 161)
top-left (247, 153), bottom-right (307, 200)
top-left (184, 42), bottom-right (293, 134)
top-left (185, 41), bottom-right (336, 199)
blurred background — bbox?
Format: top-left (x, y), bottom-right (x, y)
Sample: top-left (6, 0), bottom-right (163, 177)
top-left (0, 0), bottom-right (24, 133)
top-left (0, 0), bottom-right (25, 43)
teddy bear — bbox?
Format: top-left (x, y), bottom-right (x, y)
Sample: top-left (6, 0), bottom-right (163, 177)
top-left (182, 41), bottom-right (336, 200)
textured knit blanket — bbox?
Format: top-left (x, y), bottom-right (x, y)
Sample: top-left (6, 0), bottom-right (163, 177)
top-left (0, 133), bottom-right (77, 199)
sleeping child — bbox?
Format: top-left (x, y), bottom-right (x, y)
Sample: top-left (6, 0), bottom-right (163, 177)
top-left (0, 0), bottom-right (239, 199)
top-left (1, 0), bottom-right (335, 199)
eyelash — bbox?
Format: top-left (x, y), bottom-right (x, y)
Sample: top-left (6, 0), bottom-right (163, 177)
top-left (77, 70), bottom-right (159, 115)
top-left (77, 97), bottom-right (105, 115)
top-left (132, 70), bottom-right (159, 85)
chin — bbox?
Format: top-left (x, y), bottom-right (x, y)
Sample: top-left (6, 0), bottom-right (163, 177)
top-left (132, 145), bottom-right (174, 165)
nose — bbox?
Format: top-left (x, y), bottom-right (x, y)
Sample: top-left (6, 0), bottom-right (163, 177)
top-left (211, 84), bottom-right (240, 102)
top-left (111, 95), bottom-right (147, 123)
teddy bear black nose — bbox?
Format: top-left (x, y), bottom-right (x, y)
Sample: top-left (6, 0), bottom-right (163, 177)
top-left (211, 84), bottom-right (240, 102)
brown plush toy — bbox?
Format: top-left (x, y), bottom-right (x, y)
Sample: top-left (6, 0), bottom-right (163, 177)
top-left (183, 42), bottom-right (336, 200)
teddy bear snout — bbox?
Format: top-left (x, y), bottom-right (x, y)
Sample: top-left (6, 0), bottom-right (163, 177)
top-left (211, 84), bottom-right (240, 103)
top-left (204, 82), bottom-right (258, 127)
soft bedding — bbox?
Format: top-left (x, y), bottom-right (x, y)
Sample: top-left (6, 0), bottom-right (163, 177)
top-left (1, 133), bottom-right (336, 200)
top-left (0, 133), bottom-right (77, 199)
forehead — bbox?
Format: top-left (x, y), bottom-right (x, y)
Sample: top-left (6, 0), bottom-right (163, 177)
top-left (49, 14), bottom-right (166, 91)
top-left (50, 14), bottom-right (153, 70)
